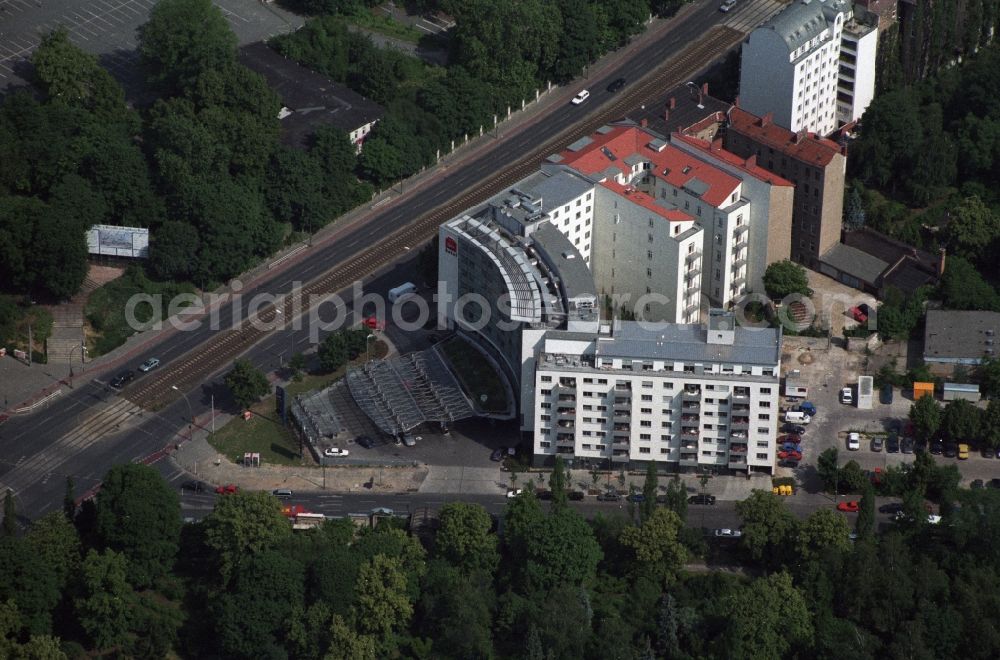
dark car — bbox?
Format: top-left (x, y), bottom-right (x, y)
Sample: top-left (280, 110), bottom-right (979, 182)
top-left (626, 493), bottom-right (646, 503)
top-left (886, 433), bottom-right (900, 453)
top-left (901, 437), bottom-right (914, 454)
top-left (597, 492), bottom-right (621, 502)
top-left (879, 502), bottom-right (904, 515)
top-left (607, 77), bottom-right (626, 92)
top-left (990, 479), bottom-right (1000, 490)
top-left (781, 424), bottom-right (806, 435)
top-left (688, 494), bottom-right (717, 505)
top-left (182, 480), bottom-right (207, 493)
top-left (880, 383), bottom-right (894, 405)
top-left (568, 491), bottom-right (585, 501)
top-left (887, 419), bottom-right (902, 434)
top-left (778, 459), bottom-right (800, 468)
top-left (943, 442), bottom-right (958, 458)
top-left (356, 435), bottom-right (374, 449)
top-left (490, 448), bottom-right (503, 462)
top-left (930, 439), bottom-right (944, 455)
top-left (981, 445), bottom-right (994, 459)
top-left (109, 371), bottom-right (135, 389)
top-left (870, 436), bottom-right (884, 452)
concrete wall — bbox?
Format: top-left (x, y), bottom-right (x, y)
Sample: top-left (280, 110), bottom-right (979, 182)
top-left (740, 30), bottom-right (797, 131)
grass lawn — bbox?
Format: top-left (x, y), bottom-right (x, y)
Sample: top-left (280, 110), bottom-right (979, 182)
top-left (351, 7), bottom-right (423, 44)
top-left (207, 340), bottom-right (389, 466)
top-left (439, 337), bottom-right (508, 413)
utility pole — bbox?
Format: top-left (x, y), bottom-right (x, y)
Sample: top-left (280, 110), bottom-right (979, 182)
top-left (211, 394), bottom-right (215, 433)
top-left (27, 324), bottom-right (31, 367)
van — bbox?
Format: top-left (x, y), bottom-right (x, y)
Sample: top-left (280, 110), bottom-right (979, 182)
top-left (388, 282), bottom-right (418, 304)
top-left (784, 410), bottom-right (811, 424)
top-left (272, 488), bottom-right (293, 499)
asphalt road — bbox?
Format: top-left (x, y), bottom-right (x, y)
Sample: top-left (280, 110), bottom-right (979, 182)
top-left (1, 0), bottom-right (779, 519)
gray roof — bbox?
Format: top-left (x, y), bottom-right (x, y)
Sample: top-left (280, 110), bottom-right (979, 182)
top-left (462, 167), bottom-right (595, 235)
top-left (924, 310), bottom-right (1000, 361)
top-left (543, 320), bottom-right (781, 366)
top-left (531, 223), bottom-right (597, 301)
top-left (759, 0), bottom-right (850, 54)
top-left (238, 42), bottom-right (384, 148)
top-left (820, 243), bottom-right (888, 285)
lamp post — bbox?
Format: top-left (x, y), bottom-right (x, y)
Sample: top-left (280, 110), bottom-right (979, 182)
top-left (171, 385), bottom-right (194, 436)
top-left (366, 333), bottom-right (376, 363)
top-left (68, 342), bottom-right (87, 387)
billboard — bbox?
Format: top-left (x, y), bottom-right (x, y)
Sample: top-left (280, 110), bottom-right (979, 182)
top-left (86, 225), bottom-right (150, 259)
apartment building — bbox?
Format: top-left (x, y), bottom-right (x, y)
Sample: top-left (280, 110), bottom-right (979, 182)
top-left (836, 11), bottom-right (878, 125)
top-left (528, 310), bottom-right (782, 474)
top-left (738, 0), bottom-right (876, 136)
top-left (723, 107), bottom-right (846, 268)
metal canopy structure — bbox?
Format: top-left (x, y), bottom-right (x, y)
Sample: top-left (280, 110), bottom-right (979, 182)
top-left (346, 348), bottom-right (476, 437)
top-left (290, 387), bottom-right (343, 444)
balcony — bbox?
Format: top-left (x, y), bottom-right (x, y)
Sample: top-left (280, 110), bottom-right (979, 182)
top-left (732, 256), bottom-right (747, 270)
top-left (615, 383), bottom-right (632, 392)
top-left (681, 428), bottom-right (699, 437)
top-left (685, 250), bottom-right (702, 264)
top-left (613, 410), bottom-right (630, 420)
top-left (557, 420), bottom-right (574, 428)
top-left (557, 407), bottom-right (575, 417)
top-left (729, 443), bottom-right (747, 453)
top-left (732, 403), bottom-right (750, 412)
top-left (731, 418), bottom-right (749, 431)
top-left (556, 434), bottom-right (575, 444)
top-left (731, 391), bottom-right (750, 403)
top-left (684, 302), bottom-right (700, 315)
top-left (557, 395), bottom-right (576, 403)
top-left (681, 413), bottom-right (699, 422)
top-left (611, 452), bottom-right (630, 463)
top-left (682, 389), bottom-right (700, 401)
top-left (614, 398), bottom-right (631, 407)
top-left (729, 430), bottom-right (748, 439)
top-left (613, 424), bottom-right (631, 432)
top-left (728, 455), bottom-right (747, 467)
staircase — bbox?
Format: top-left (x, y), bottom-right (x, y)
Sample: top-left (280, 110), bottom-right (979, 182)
top-left (46, 275), bottom-right (100, 364)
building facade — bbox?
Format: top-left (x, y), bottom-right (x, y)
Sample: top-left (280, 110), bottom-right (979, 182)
top-left (529, 311), bottom-right (782, 474)
top-left (723, 107), bottom-right (846, 268)
top-left (738, 0), bottom-right (876, 136)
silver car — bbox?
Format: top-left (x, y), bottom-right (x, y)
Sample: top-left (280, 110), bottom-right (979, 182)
top-left (138, 357), bottom-right (161, 372)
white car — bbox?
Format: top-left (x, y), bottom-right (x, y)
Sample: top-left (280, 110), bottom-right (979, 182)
top-left (719, 0), bottom-right (737, 11)
top-left (324, 447), bottom-right (349, 457)
top-left (138, 357), bottom-right (161, 372)
top-left (714, 528), bottom-right (742, 538)
top-left (571, 89), bottom-right (590, 105)
top-left (846, 432), bottom-right (861, 451)
top-left (840, 387), bottom-right (854, 405)
top-left (506, 489), bottom-right (524, 499)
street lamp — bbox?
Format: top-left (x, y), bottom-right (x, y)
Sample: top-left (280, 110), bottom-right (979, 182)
top-left (68, 342), bottom-right (87, 386)
top-left (366, 333), bottom-right (376, 363)
top-left (171, 385), bottom-right (195, 433)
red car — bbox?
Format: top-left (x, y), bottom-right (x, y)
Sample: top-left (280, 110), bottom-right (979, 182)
top-left (780, 434), bottom-right (802, 444)
top-left (777, 450), bottom-right (802, 460)
top-left (849, 304), bottom-right (871, 323)
top-left (837, 500), bottom-right (860, 513)
top-left (215, 484), bottom-right (238, 495)
top-left (363, 316), bottom-right (386, 330)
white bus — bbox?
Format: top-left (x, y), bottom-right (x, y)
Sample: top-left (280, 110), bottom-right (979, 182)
top-left (388, 282), bottom-right (418, 303)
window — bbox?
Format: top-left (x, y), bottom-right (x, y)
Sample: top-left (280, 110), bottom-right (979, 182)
top-left (756, 453), bottom-right (768, 460)
top-left (760, 387), bottom-right (771, 394)
top-left (541, 402), bottom-right (551, 409)
top-left (639, 447), bottom-right (651, 454)
top-left (649, 218), bottom-right (655, 228)
top-left (757, 413), bottom-right (770, 420)
top-left (648, 250), bottom-right (653, 260)
top-left (757, 427), bottom-right (769, 434)
top-left (541, 376), bottom-right (552, 382)
top-left (640, 434), bottom-right (651, 440)
top-left (541, 389), bottom-right (551, 395)
top-left (641, 421), bottom-right (651, 427)
top-left (540, 415), bottom-right (551, 421)
top-left (641, 394), bottom-right (653, 402)
top-left (641, 407), bottom-right (652, 414)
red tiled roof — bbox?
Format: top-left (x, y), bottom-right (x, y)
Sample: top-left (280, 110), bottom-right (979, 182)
top-left (671, 133), bottom-right (795, 187)
top-left (601, 180), bottom-right (694, 222)
top-left (727, 107), bottom-right (842, 166)
top-left (558, 124), bottom-right (741, 208)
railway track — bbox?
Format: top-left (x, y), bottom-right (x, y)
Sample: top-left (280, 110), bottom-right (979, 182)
top-left (126, 25), bottom-right (745, 412)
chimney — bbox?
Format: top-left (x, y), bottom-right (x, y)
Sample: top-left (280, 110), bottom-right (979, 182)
top-left (734, 95), bottom-right (740, 107)
top-left (664, 108), bottom-right (670, 121)
top-left (640, 118), bottom-right (648, 128)
top-left (669, 97), bottom-right (676, 109)
top-left (745, 154), bottom-right (757, 168)
top-left (761, 112), bottom-right (772, 127)
top-left (702, 82), bottom-right (709, 95)
top-left (938, 248), bottom-right (946, 276)
top-left (711, 138), bottom-right (723, 151)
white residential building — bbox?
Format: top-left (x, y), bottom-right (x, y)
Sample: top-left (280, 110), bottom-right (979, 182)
top-left (836, 11), bottom-right (878, 125)
top-left (739, 0), bottom-right (875, 136)
top-left (527, 310), bottom-right (782, 474)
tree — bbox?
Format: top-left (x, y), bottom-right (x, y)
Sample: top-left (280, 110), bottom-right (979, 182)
top-left (938, 256), bottom-right (1000, 311)
top-left (817, 447), bottom-right (839, 492)
top-left (417, 560), bottom-right (495, 659)
top-left (736, 490), bottom-right (798, 566)
top-left (947, 195), bottom-right (1000, 261)
top-left (202, 490), bottom-right (291, 584)
top-left (720, 571), bottom-right (813, 660)
top-left (264, 147), bottom-right (329, 232)
top-left (224, 359), bottom-right (269, 410)
top-left (763, 260), bottom-right (812, 300)
top-left (619, 507), bottom-right (687, 572)
top-left (354, 554), bottom-right (413, 642)
top-left (326, 614), bottom-right (377, 660)
top-left (979, 356), bottom-right (1000, 399)
top-left (520, 509), bottom-right (602, 592)
top-left (95, 463), bottom-right (181, 588)
top-left (663, 475), bottom-right (688, 521)
top-left (941, 398), bottom-right (981, 443)
top-left (2, 490), bottom-right (15, 536)
top-left (843, 184), bottom-right (866, 230)
top-left (548, 456), bottom-right (569, 511)
top-left (434, 502), bottom-right (499, 574)
top-left (63, 477), bottom-right (75, 521)
top-left (982, 398), bottom-right (1000, 449)
top-left (856, 484), bottom-right (876, 540)
top-left (138, 0), bottom-right (237, 94)
top-left (641, 462), bottom-right (659, 522)
top-left (909, 394), bottom-right (941, 443)
top-left (75, 549), bottom-right (133, 650)
top-left (796, 509), bottom-right (851, 560)
top-left (150, 220), bottom-right (200, 281)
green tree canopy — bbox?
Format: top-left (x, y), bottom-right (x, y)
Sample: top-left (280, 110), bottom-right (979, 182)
top-left (75, 549), bottom-right (133, 651)
top-left (32, 27), bottom-right (126, 121)
top-left (910, 394), bottom-right (942, 443)
top-left (224, 359), bottom-right (269, 411)
top-left (95, 463), bottom-right (181, 588)
top-left (938, 255), bottom-right (1000, 311)
top-left (736, 490), bottom-right (798, 567)
top-left (619, 507), bottom-right (687, 573)
top-left (763, 260), bottom-right (812, 300)
top-left (354, 554), bottom-right (413, 643)
top-left (202, 490), bottom-right (291, 584)
top-left (434, 502), bottom-right (499, 574)
top-left (941, 398), bottom-right (982, 442)
top-left (720, 571), bottom-right (813, 660)
top-left (796, 509), bottom-right (851, 560)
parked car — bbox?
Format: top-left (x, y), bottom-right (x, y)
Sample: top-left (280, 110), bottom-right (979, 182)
top-left (846, 432), bottom-right (861, 451)
top-left (930, 439), bottom-right (944, 455)
top-left (138, 357), bottom-right (160, 372)
top-left (798, 402), bottom-right (817, 416)
top-left (109, 371), bottom-right (135, 389)
top-left (182, 480), bottom-right (207, 492)
top-left (718, 0), bottom-right (737, 11)
top-left (958, 443), bottom-right (970, 459)
top-left (781, 424), bottom-right (806, 435)
top-left (215, 484), bottom-right (238, 495)
top-left (506, 489), bottom-right (523, 499)
top-left (362, 316), bottom-right (385, 330)
top-left (490, 448), bottom-right (504, 462)
top-left (626, 493), bottom-right (646, 503)
top-left (714, 528), bottom-right (742, 538)
top-left (324, 447), bottom-right (349, 457)
top-left (356, 435), bottom-right (374, 449)
top-left (989, 479), bottom-right (1000, 489)
top-left (888, 419), bottom-right (902, 434)
top-left (778, 459), bottom-right (800, 468)
top-left (272, 489), bottom-right (293, 499)
top-left (840, 387), bottom-right (854, 405)
top-left (607, 77), bottom-right (626, 93)
top-left (972, 479), bottom-right (985, 489)
top-left (901, 437), bottom-right (915, 454)
top-left (403, 434), bottom-right (420, 447)
top-left (688, 494), bottom-right (717, 505)
top-left (597, 491), bottom-right (621, 502)
top-left (880, 383), bottom-right (894, 405)
top-left (780, 434), bottom-right (802, 444)
top-left (837, 501), bottom-right (860, 513)
top-left (887, 433), bottom-right (900, 453)
top-left (571, 89), bottom-right (590, 105)
top-left (777, 450), bottom-right (802, 460)
top-left (879, 502), bottom-right (904, 514)
top-left (943, 442), bottom-right (958, 458)
top-left (981, 445), bottom-right (994, 459)
top-left (849, 304), bottom-right (872, 323)
top-left (871, 436), bottom-right (884, 452)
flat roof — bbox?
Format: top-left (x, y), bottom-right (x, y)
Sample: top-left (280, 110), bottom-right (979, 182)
top-left (820, 243), bottom-right (888, 284)
top-left (924, 310), bottom-right (1000, 361)
top-left (238, 41), bottom-right (384, 148)
top-left (531, 223), bottom-right (597, 301)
